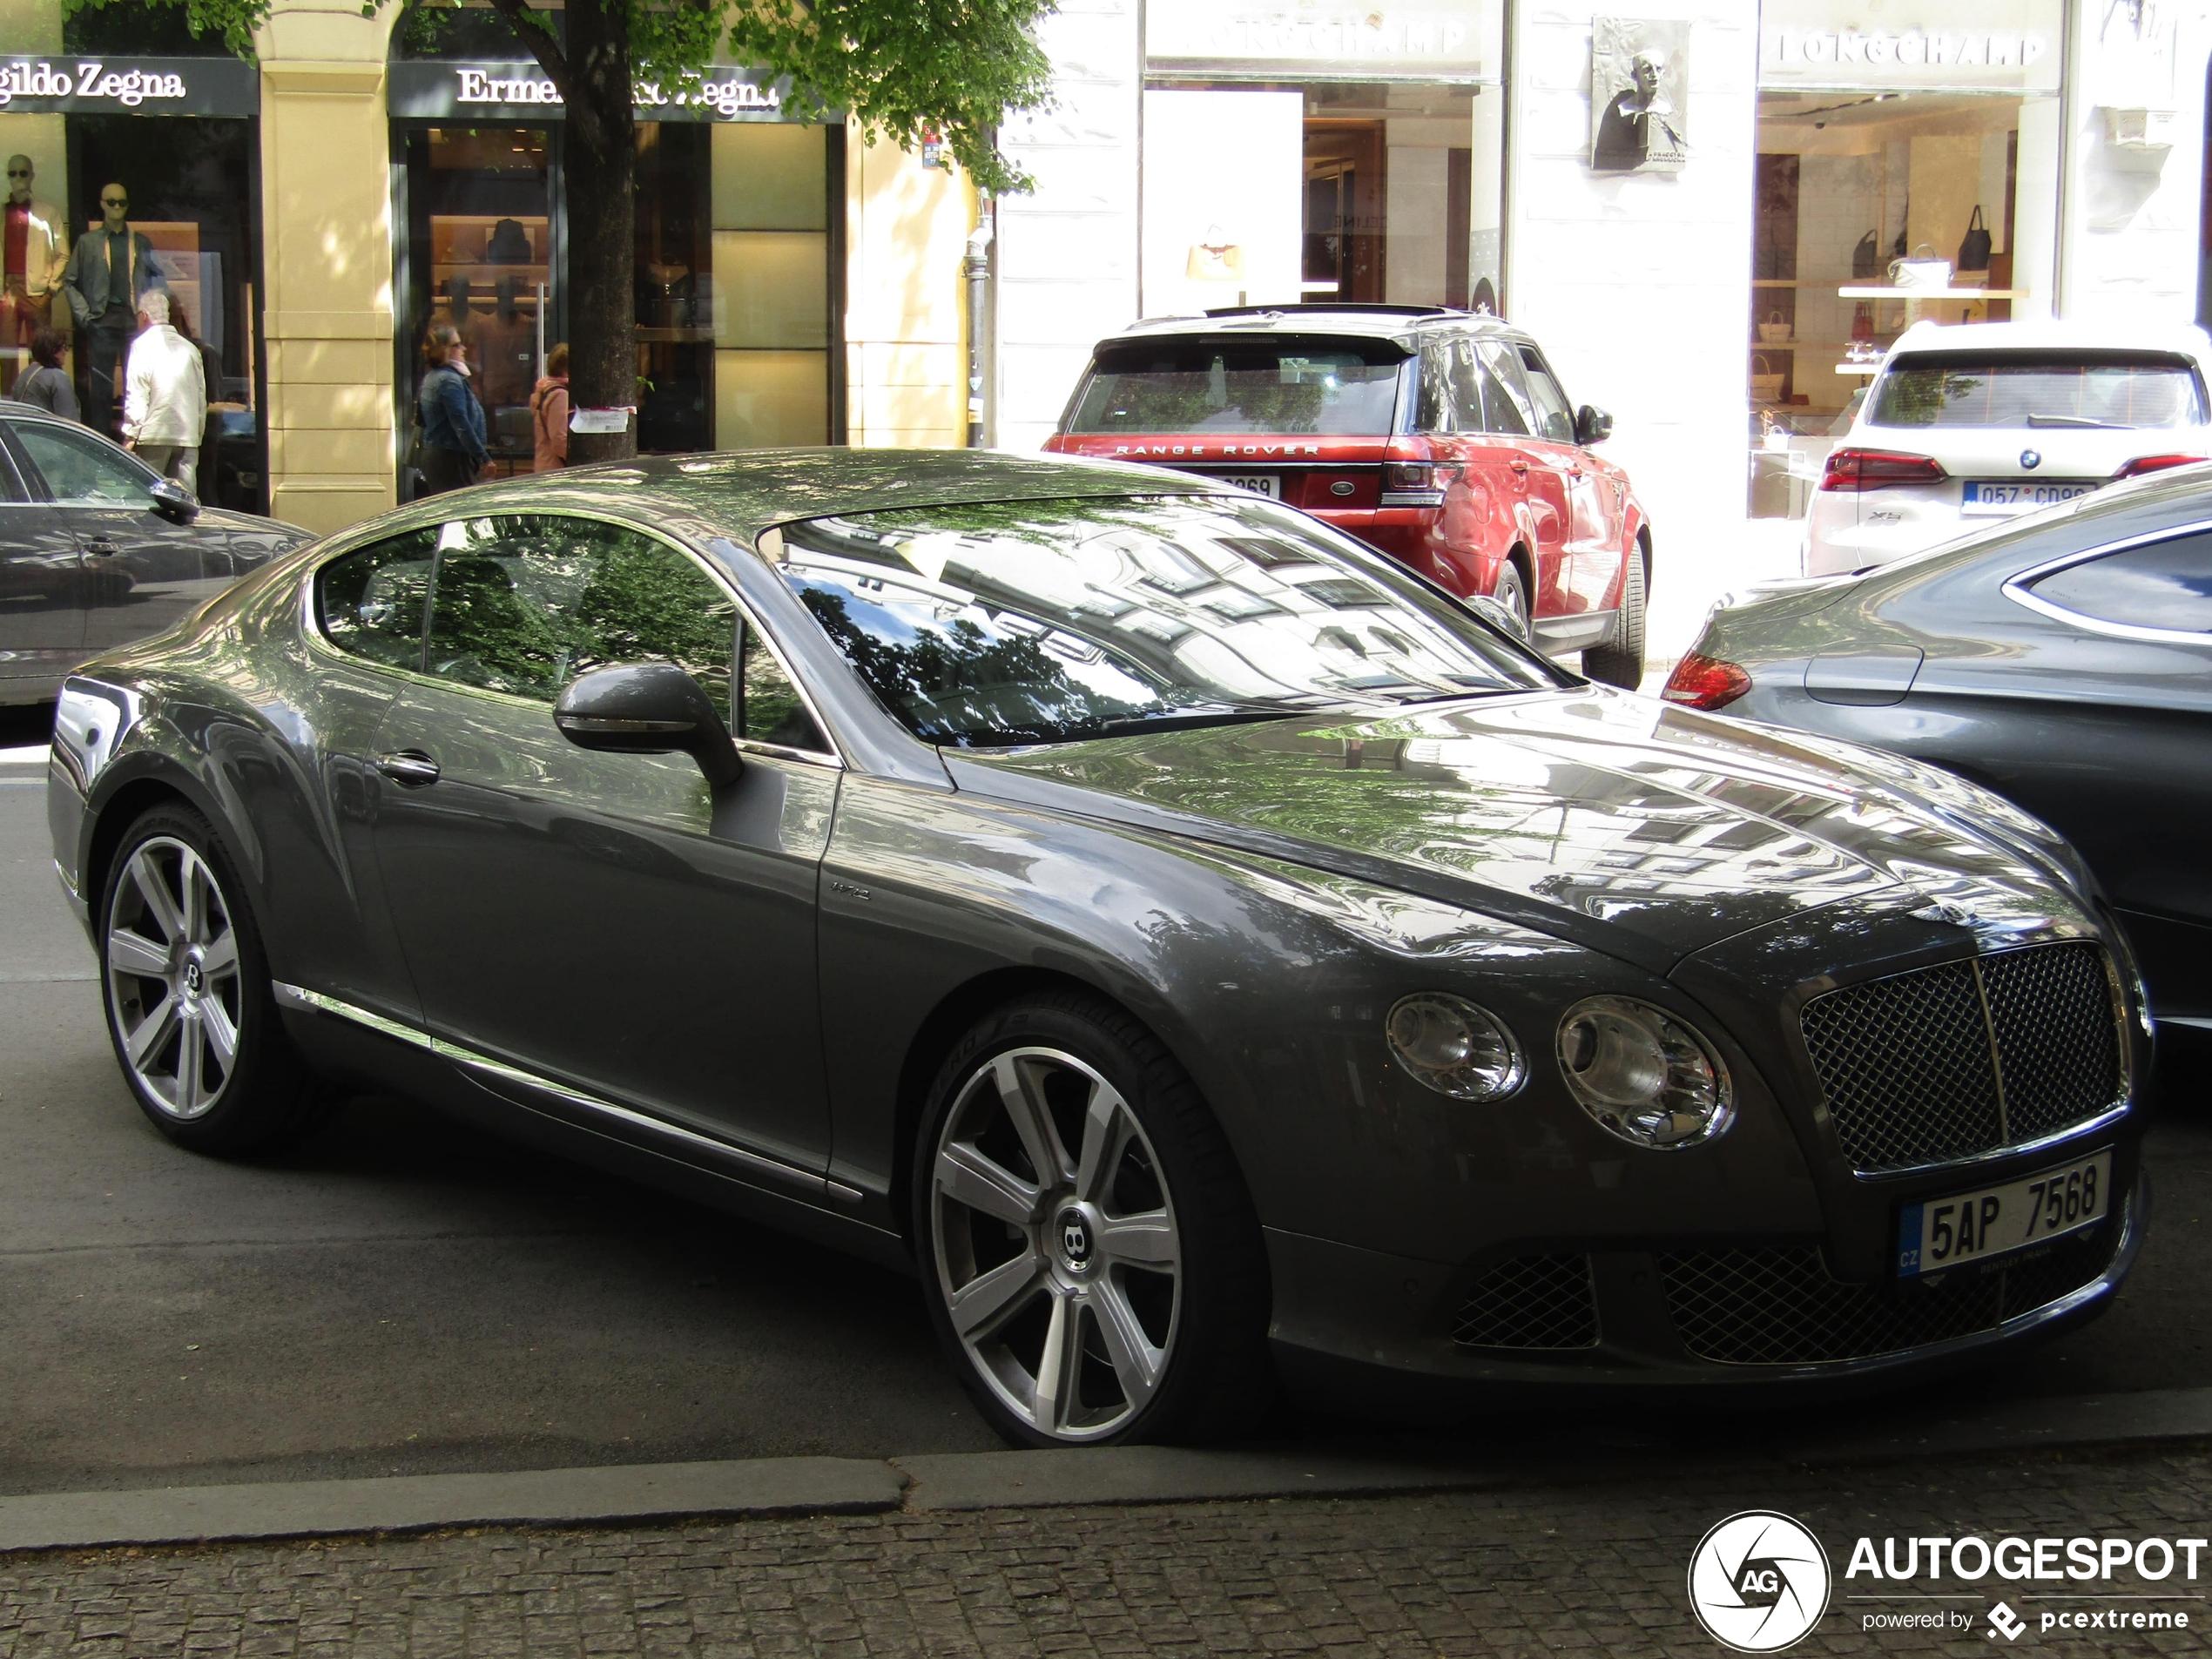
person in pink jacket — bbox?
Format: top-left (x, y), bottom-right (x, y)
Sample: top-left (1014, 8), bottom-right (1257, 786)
top-left (530, 342), bottom-right (569, 471)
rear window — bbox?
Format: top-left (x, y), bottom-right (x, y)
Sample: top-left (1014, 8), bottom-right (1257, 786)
top-left (1871, 352), bottom-right (2206, 430)
top-left (1065, 339), bottom-right (1407, 436)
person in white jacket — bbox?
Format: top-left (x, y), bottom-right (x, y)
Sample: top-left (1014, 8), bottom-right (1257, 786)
top-left (123, 290), bottom-right (205, 488)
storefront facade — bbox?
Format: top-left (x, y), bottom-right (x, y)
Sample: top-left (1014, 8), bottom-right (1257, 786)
top-left (1, 0), bottom-right (973, 535)
top-left (995, 0), bottom-right (2212, 637)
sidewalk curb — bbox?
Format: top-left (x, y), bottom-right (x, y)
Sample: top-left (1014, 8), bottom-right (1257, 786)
top-left (3, 1386), bottom-right (2209, 1554)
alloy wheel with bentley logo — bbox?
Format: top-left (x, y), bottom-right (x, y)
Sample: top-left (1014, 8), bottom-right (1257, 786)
top-left (914, 995), bottom-right (1271, 1447)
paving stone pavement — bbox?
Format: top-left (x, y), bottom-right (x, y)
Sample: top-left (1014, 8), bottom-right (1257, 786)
top-left (4, 1443), bottom-right (2212, 1658)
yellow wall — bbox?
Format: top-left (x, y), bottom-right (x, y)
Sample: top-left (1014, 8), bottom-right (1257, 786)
top-left (844, 132), bottom-right (970, 448)
top-left (257, 0), bottom-right (398, 534)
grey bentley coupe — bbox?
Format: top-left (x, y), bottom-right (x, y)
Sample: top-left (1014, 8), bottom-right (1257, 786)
top-left (47, 451), bottom-right (2148, 1445)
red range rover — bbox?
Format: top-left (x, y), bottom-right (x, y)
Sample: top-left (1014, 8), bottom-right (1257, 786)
top-left (1044, 304), bottom-right (1652, 688)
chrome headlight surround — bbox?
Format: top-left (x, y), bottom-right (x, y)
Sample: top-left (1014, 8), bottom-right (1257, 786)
top-left (1385, 992), bottom-right (1526, 1102)
top-left (1555, 995), bottom-right (1734, 1150)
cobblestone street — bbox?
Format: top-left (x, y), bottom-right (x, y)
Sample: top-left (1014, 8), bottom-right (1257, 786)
top-left (4, 1443), bottom-right (2209, 1658)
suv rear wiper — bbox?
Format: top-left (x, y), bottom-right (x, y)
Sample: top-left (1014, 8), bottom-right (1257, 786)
top-left (2026, 414), bottom-right (2133, 429)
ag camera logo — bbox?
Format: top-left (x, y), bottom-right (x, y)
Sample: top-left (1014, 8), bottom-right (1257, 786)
top-left (1689, 1510), bottom-right (1833, 1652)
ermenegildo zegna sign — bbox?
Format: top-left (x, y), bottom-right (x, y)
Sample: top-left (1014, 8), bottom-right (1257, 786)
top-left (386, 61), bottom-right (808, 122)
top-left (0, 57), bottom-right (259, 116)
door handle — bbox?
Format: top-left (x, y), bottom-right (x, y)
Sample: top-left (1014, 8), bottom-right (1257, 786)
top-left (81, 538), bottom-right (118, 555)
top-left (375, 750), bottom-right (441, 787)
top-left (1509, 459), bottom-right (1530, 475)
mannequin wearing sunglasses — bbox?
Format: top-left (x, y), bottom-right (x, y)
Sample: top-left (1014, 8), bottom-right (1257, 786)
top-left (60, 182), bottom-right (165, 435)
top-left (1, 157), bottom-right (69, 363)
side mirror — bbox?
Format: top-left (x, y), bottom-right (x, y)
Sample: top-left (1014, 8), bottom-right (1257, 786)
top-left (1574, 404), bottom-right (1614, 447)
top-left (553, 663), bottom-right (741, 787)
top-left (1463, 594), bottom-right (1523, 637)
top-left (148, 477), bottom-right (199, 523)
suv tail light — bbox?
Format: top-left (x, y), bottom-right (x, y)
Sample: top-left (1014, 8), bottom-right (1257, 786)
top-left (1820, 448), bottom-right (1947, 491)
top-left (1662, 652), bottom-right (1752, 711)
top-left (2113, 453), bottom-right (2209, 480)
top-left (1381, 440), bottom-right (1448, 508)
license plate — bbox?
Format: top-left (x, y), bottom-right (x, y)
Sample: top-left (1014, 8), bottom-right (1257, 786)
top-left (1217, 474), bottom-right (1280, 498)
top-left (1960, 479), bottom-right (2099, 515)
top-left (1896, 1150), bottom-right (2112, 1278)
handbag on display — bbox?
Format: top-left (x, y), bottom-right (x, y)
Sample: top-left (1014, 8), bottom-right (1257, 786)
top-left (1758, 309), bottom-right (1793, 342)
top-left (1851, 231), bottom-right (1880, 279)
top-left (1890, 245), bottom-right (1952, 290)
top-left (1958, 206), bottom-right (1993, 273)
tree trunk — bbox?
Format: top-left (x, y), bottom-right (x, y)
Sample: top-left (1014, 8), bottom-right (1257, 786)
top-left (559, 0), bottom-right (637, 463)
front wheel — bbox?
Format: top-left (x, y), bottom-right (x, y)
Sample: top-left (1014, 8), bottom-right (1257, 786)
top-left (1583, 547), bottom-right (1647, 690)
top-left (99, 803), bottom-right (329, 1155)
top-left (914, 993), bottom-right (1271, 1446)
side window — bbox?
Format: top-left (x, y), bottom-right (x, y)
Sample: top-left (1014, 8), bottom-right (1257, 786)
top-left (737, 621), bottom-right (832, 753)
top-left (316, 529), bottom-right (438, 671)
top-left (1413, 343), bottom-right (1453, 434)
top-left (1474, 340), bottom-right (1534, 436)
top-left (13, 421), bottom-right (154, 505)
top-left (423, 515), bottom-right (738, 718)
top-left (1517, 347), bottom-right (1577, 443)
top-left (1444, 341), bottom-right (1489, 435)
top-left (2025, 533), bottom-right (2212, 634)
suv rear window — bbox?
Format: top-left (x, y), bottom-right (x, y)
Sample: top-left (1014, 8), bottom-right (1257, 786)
top-left (1065, 339), bottom-right (1406, 436)
top-left (1871, 351), bottom-right (2206, 430)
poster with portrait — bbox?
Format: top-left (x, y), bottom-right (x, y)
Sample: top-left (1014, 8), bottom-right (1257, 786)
top-left (1591, 18), bottom-right (1689, 173)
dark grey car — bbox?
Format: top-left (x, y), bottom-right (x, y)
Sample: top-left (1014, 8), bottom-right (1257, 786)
top-left (0, 403), bottom-right (308, 707)
top-left (48, 451), bottom-right (2149, 1444)
top-left (1668, 467), bottom-right (2212, 1036)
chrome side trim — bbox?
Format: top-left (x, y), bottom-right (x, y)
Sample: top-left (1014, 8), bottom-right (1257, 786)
top-left (272, 981), bottom-right (438, 1051)
top-left (270, 981), bottom-right (860, 1204)
top-left (2000, 516), bottom-right (2212, 647)
top-left (51, 858), bottom-right (79, 905)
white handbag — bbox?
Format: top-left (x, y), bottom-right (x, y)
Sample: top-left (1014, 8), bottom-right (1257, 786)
top-left (1889, 245), bottom-right (1952, 291)
top-left (1757, 309), bottom-right (1793, 343)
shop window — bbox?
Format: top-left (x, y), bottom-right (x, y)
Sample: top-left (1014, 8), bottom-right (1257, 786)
top-left (1748, 9), bottom-right (2062, 519)
top-left (1142, 81), bottom-right (1505, 319)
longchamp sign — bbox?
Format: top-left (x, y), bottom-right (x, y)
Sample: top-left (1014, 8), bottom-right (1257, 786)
top-left (0, 56), bottom-right (258, 116)
top-left (387, 61), bottom-right (807, 122)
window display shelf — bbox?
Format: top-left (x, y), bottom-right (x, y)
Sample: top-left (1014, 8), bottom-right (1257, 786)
top-left (1836, 287), bottom-right (2023, 300)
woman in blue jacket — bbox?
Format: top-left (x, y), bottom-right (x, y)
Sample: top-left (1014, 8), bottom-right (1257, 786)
top-left (417, 324), bottom-right (489, 496)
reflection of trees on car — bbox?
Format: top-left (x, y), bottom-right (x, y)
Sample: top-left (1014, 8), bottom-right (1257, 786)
top-left (797, 582), bottom-right (1150, 745)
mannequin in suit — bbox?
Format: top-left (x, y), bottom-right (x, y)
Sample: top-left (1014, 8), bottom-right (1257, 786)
top-left (60, 182), bottom-right (165, 435)
top-left (2, 156), bottom-right (69, 365)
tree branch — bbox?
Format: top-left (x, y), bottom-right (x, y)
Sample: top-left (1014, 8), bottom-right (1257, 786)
top-left (481, 0), bottom-right (572, 98)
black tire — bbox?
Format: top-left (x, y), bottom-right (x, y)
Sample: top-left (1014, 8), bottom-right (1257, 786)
top-left (1491, 558), bottom-right (1533, 641)
top-left (913, 989), bottom-right (1272, 1447)
top-left (1583, 545), bottom-right (1648, 690)
top-left (98, 802), bottom-right (330, 1156)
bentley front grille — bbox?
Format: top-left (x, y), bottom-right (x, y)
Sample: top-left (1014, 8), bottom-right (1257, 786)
top-left (1798, 941), bottom-right (2124, 1174)
top-left (1452, 1253), bottom-right (1600, 1351)
top-left (1657, 1217), bottom-right (2120, 1366)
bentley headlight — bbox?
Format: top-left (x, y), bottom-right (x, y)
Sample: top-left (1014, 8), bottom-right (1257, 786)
top-left (1556, 996), bottom-right (1733, 1149)
top-left (1386, 992), bottom-right (1525, 1101)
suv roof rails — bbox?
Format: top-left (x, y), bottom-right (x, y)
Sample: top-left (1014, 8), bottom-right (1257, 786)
top-left (1200, 303), bottom-right (1473, 320)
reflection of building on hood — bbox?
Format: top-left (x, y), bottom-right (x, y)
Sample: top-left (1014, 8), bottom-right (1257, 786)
top-left (1593, 49), bottom-right (1688, 171)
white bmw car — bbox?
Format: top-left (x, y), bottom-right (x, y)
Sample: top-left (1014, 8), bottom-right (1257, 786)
top-left (1804, 320), bottom-right (2212, 576)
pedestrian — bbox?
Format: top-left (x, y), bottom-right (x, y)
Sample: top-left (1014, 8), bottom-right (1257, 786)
top-left (531, 341), bottom-right (570, 471)
top-left (416, 321), bottom-right (488, 496)
top-left (9, 326), bottom-right (78, 421)
top-left (170, 300), bottom-right (226, 505)
top-left (58, 181), bottom-right (164, 436)
top-left (122, 290), bottom-right (205, 487)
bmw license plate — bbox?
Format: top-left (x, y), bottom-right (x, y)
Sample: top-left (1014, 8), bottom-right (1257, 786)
top-left (1960, 478), bottom-right (2099, 515)
top-left (1896, 1150), bottom-right (2112, 1278)
top-left (1217, 474), bottom-right (1280, 498)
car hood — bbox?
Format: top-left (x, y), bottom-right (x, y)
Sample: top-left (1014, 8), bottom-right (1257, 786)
top-left (947, 689), bottom-right (2088, 974)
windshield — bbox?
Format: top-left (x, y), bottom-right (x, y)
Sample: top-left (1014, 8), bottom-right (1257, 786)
top-left (772, 496), bottom-right (1562, 748)
top-left (1871, 351), bottom-right (2206, 430)
top-left (1064, 339), bottom-right (1407, 436)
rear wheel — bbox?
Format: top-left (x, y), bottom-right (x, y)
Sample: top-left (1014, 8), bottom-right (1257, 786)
top-left (1490, 559), bottom-right (1532, 641)
top-left (914, 992), bottom-right (1271, 1446)
top-left (1583, 547), bottom-right (1647, 690)
top-left (99, 804), bottom-right (329, 1155)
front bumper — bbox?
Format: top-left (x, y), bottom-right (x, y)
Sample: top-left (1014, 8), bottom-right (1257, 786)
top-left (1264, 1168), bottom-right (2145, 1418)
